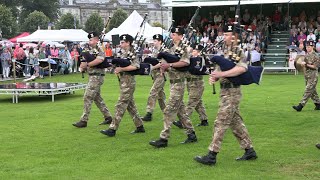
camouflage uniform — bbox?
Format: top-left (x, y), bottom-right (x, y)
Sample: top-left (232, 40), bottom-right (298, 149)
top-left (145, 48), bottom-right (166, 113)
top-left (80, 46), bottom-right (112, 122)
top-left (208, 48), bottom-right (253, 153)
top-left (299, 52), bottom-right (320, 106)
top-left (181, 72), bottom-right (208, 122)
top-left (160, 45), bottom-right (195, 140)
top-left (109, 48), bottom-right (143, 130)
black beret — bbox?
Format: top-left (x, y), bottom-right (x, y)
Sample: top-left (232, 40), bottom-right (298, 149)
top-left (171, 27), bottom-right (184, 35)
top-left (306, 40), bottom-right (314, 46)
top-left (193, 44), bottom-right (204, 51)
top-left (153, 34), bottom-right (163, 41)
top-left (119, 34), bottom-right (134, 43)
top-left (88, 31), bottom-right (99, 39)
top-left (223, 24), bottom-right (234, 33)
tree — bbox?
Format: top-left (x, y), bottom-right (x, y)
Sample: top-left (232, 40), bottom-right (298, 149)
top-left (106, 8), bottom-right (128, 32)
top-left (152, 22), bottom-right (165, 29)
top-left (19, 0), bottom-right (59, 23)
top-left (0, 0), bottom-right (21, 18)
top-left (0, 4), bottom-right (18, 38)
top-left (56, 13), bottom-right (80, 29)
top-left (21, 11), bottom-right (50, 33)
top-left (84, 12), bottom-right (104, 33)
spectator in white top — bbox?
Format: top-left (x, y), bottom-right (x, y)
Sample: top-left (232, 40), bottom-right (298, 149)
top-left (307, 31), bottom-right (316, 43)
top-left (245, 45), bottom-right (262, 66)
top-left (298, 20), bottom-right (307, 31)
top-left (200, 32), bottom-right (209, 45)
top-left (215, 31), bottom-right (224, 43)
top-left (214, 12), bottom-right (222, 25)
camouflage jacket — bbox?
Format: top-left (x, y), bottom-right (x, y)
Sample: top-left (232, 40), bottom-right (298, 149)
top-left (87, 45), bottom-right (105, 74)
top-left (118, 47), bottom-right (140, 69)
top-left (218, 45), bottom-right (247, 85)
top-left (163, 42), bottom-right (189, 80)
top-left (305, 51), bottom-right (320, 76)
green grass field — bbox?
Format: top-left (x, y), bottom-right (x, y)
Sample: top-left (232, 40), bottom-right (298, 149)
top-left (0, 73), bottom-right (319, 179)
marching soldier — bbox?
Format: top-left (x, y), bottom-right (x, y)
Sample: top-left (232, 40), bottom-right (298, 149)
top-left (292, 40), bottom-right (320, 111)
top-left (100, 34), bottom-right (145, 137)
top-left (141, 34), bottom-right (166, 121)
top-left (173, 44), bottom-right (209, 128)
top-left (149, 27), bottom-right (197, 148)
top-left (72, 31), bottom-right (112, 128)
top-left (194, 25), bottom-right (257, 166)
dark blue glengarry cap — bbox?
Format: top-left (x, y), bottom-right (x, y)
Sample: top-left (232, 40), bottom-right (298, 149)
top-left (119, 34), bottom-right (134, 43)
top-left (223, 24), bottom-right (234, 33)
top-left (306, 40), bottom-right (314, 46)
top-left (171, 26), bottom-right (184, 35)
top-left (153, 34), bottom-right (163, 41)
top-left (88, 31), bottom-right (99, 39)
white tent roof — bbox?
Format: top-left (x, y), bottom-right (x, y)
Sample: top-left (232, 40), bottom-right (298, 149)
top-left (17, 29), bottom-right (88, 42)
top-left (166, 0), bottom-right (320, 7)
top-left (104, 10), bottom-right (167, 42)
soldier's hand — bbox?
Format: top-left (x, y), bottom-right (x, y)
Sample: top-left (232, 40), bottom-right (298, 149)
top-left (160, 63), bottom-right (169, 71)
top-left (114, 67), bottom-right (123, 74)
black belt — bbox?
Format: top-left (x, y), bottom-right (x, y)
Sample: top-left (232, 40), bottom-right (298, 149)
top-left (88, 73), bottom-right (105, 76)
top-left (220, 83), bottom-right (240, 89)
top-left (120, 72), bottom-right (133, 76)
top-left (187, 77), bottom-right (203, 82)
top-left (170, 78), bottom-right (185, 84)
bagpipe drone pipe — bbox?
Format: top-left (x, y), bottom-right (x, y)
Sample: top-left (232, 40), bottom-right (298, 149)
top-left (111, 57), bottom-right (152, 75)
top-left (80, 50), bottom-right (113, 68)
top-left (210, 55), bottom-right (263, 86)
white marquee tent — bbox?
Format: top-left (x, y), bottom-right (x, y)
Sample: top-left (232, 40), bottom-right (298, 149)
top-left (104, 10), bottom-right (167, 42)
top-left (17, 29), bottom-right (88, 42)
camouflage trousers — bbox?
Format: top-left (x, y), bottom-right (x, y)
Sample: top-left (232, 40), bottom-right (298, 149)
top-left (80, 75), bottom-right (111, 122)
top-left (109, 74), bottom-right (143, 130)
top-left (209, 88), bottom-right (253, 153)
top-left (160, 81), bottom-right (195, 140)
top-left (178, 78), bottom-right (208, 121)
top-left (300, 73), bottom-right (320, 106)
top-left (145, 73), bottom-right (166, 113)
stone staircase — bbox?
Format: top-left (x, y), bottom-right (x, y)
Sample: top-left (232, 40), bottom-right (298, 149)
top-left (263, 31), bottom-right (290, 71)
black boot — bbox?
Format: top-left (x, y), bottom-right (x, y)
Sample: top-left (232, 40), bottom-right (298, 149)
top-left (72, 121), bottom-right (87, 128)
top-left (236, 148), bottom-right (258, 161)
top-left (314, 103), bottom-right (320, 110)
top-left (131, 125), bottom-right (146, 134)
top-left (173, 120), bottom-right (183, 129)
top-left (194, 151), bottom-right (217, 166)
top-left (99, 116), bottom-right (112, 125)
top-left (142, 112), bottom-right (152, 121)
top-left (149, 138), bottom-right (168, 148)
top-left (181, 131), bottom-right (197, 144)
top-left (100, 128), bottom-right (116, 137)
top-left (197, 120), bottom-right (209, 126)
top-left (292, 103), bottom-right (303, 112)
top-left (316, 144), bottom-right (320, 149)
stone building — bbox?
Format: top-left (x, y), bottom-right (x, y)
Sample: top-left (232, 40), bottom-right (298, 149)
top-left (59, 0), bottom-right (172, 29)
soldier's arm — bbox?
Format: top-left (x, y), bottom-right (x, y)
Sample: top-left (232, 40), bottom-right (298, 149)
top-left (88, 47), bottom-right (105, 67)
top-left (170, 49), bottom-right (190, 68)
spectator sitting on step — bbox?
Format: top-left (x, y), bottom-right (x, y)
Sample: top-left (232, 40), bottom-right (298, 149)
top-left (290, 31), bottom-right (299, 47)
top-left (314, 26), bottom-right (320, 40)
top-left (307, 31), bottom-right (316, 43)
top-left (297, 31), bottom-right (307, 44)
top-left (316, 39), bottom-right (320, 53)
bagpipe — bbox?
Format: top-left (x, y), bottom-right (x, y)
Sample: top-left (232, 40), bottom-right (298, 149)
top-left (157, 7), bottom-right (200, 72)
top-left (207, 0), bottom-right (263, 86)
top-left (80, 16), bottom-right (113, 70)
top-left (110, 13), bottom-right (152, 76)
